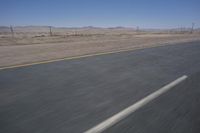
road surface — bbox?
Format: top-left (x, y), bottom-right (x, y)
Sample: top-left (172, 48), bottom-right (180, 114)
top-left (0, 41), bottom-right (200, 133)
top-left (106, 73), bottom-right (200, 133)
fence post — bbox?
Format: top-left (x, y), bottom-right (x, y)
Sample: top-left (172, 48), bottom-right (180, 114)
top-left (10, 25), bottom-right (14, 38)
top-left (49, 26), bottom-right (52, 36)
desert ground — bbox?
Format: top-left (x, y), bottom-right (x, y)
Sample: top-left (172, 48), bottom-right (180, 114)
top-left (0, 26), bottom-right (200, 67)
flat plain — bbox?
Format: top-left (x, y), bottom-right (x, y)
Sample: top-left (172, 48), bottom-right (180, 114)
top-left (0, 26), bottom-right (200, 67)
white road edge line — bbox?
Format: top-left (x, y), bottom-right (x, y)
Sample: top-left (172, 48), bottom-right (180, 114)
top-left (85, 75), bottom-right (188, 133)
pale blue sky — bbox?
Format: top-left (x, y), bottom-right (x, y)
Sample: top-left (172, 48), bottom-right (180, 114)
top-left (0, 0), bottom-right (199, 28)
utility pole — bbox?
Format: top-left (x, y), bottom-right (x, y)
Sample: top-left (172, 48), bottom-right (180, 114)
top-left (191, 23), bottom-right (195, 34)
top-left (49, 26), bottom-right (52, 36)
top-left (10, 25), bottom-right (14, 38)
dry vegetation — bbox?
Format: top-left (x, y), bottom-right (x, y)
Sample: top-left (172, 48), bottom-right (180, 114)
top-left (0, 26), bottom-right (200, 67)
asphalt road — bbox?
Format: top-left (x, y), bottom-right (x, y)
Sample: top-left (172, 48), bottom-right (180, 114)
top-left (106, 72), bottom-right (200, 133)
top-left (0, 41), bottom-right (200, 133)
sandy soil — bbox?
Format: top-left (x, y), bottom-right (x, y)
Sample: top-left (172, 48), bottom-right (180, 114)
top-left (0, 28), bottom-right (200, 68)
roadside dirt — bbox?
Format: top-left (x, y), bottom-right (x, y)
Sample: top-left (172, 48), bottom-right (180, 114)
top-left (0, 33), bottom-right (200, 67)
